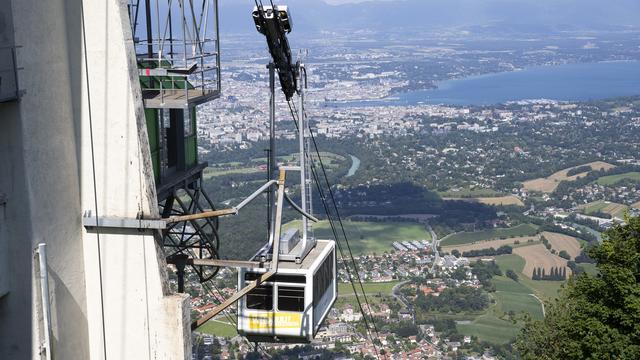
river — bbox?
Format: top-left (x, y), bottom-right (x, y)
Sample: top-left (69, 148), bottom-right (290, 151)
top-left (346, 155), bottom-right (361, 177)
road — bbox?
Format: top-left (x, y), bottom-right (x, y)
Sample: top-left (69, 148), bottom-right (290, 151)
top-left (426, 223), bottom-right (440, 272)
top-left (392, 280), bottom-right (418, 324)
top-left (391, 280), bottom-right (411, 308)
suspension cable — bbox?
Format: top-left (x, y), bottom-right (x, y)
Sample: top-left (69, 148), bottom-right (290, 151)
top-left (294, 101), bottom-right (386, 354)
top-left (287, 100), bottom-right (383, 359)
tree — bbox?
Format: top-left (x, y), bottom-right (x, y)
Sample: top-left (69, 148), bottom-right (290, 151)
top-left (515, 216), bottom-right (640, 359)
top-left (558, 250), bottom-right (571, 260)
top-left (506, 269), bottom-right (519, 282)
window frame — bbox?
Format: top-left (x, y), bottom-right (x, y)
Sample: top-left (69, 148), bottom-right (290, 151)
top-left (313, 251), bottom-right (335, 309)
top-left (245, 284), bottom-right (274, 311)
top-left (276, 284), bottom-right (306, 312)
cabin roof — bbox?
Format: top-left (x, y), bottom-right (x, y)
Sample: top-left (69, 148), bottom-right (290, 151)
top-left (250, 239), bottom-right (333, 272)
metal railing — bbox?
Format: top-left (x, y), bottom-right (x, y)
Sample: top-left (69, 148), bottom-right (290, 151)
top-left (130, 0), bottom-right (221, 107)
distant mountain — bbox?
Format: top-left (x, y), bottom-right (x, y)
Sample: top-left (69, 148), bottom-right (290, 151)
top-left (219, 0), bottom-right (640, 35)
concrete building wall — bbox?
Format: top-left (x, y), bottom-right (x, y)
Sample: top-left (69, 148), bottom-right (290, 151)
top-left (0, 0), bottom-right (191, 359)
top-left (0, 0), bottom-right (85, 357)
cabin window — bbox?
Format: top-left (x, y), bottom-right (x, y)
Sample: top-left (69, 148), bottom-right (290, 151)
top-left (313, 252), bottom-right (334, 308)
top-left (246, 285), bottom-right (273, 310)
top-left (278, 286), bottom-right (305, 312)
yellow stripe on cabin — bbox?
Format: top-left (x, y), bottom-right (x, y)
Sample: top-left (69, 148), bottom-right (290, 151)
top-left (248, 312), bottom-right (302, 330)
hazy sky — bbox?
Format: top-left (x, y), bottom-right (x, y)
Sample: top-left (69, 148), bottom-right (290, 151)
top-left (324, 0), bottom-right (383, 4)
top-left (220, 0), bottom-right (640, 33)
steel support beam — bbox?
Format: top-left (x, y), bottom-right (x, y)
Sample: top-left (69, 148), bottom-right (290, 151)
top-left (192, 170), bottom-right (287, 329)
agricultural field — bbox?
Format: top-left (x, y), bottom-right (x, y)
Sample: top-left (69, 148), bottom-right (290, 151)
top-left (457, 313), bottom-right (523, 344)
top-left (578, 200), bottom-right (629, 219)
top-left (513, 244), bottom-right (570, 278)
top-left (456, 277), bottom-right (542, 344)
top-left (522, 178), bottom-right (558, 193)
top-left (494, 290), bottom-right (544, 319)
top-left (442, 235), bottom-right (539, 254)
top-left (438, 187), bottom-right (504, 198)
top-left (335, 289), bottom-right (394, 310)
top-left (197, 318), bottom-right (238, 337)
top-left (439, 224), bottom-right (539, 246)
top-left (338, 281), bottom-right (400, 296)
top-left (595, 171), bottom-right (640, 186)
top-left (522, 161), bottom-right (616, 193)
top-left (580, 263), bottom-right (599, 277)
top-left (493, 254), bottom-right (564, 301)
top-left (433, 257), bottom-right (547, 344)
top-left (475, 195), bottom-right (525, 207)
top-left (541, 231), bottom-right (582, 259)
top-left (203, 165), bottom-right (263, 179)
top-left (285, 220), bottom-right (431, 255)
top-left (442, 195), bottom-right (525, 207)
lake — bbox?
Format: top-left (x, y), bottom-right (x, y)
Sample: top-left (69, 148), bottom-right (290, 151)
top-left (330, 61), bottom-right (640, 106)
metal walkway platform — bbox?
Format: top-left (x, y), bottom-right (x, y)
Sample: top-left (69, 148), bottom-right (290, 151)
top-left (142, 89), bottom-right (221, 108)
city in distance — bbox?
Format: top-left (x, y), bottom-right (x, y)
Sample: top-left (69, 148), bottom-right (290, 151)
top-left (189, 1), bottom-right (640, 359)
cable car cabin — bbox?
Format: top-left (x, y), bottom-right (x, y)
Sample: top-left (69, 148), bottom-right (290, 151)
top-left (237, 240), bottom-right (337, 343)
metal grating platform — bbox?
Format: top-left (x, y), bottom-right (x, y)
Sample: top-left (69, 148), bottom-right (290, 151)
top-left (142, 89), bottom-right (221, 109)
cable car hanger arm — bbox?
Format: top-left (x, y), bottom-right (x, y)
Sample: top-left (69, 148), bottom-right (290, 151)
top-left (164, 179), bottom-right (278, 224)
top-left (82, 180), bottom-right (278, 233)
top-left (284, 192), bottom-right (318, 223)
top-left (192, 170), bottom-right (287, 329)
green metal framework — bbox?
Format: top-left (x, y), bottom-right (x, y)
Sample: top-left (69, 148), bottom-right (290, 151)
top-left (128, 0), bottom-right (222, 283)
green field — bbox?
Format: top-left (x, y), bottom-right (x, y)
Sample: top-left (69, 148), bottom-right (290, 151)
top-left (338, 281), bottom-right (400, 296)
top-left (492, 275), bottom-right (531, 294)
top-left (493, 253), bottom-right (526, 273)
top-left (457, 313), bottom-right (523, 344)
top-left (454, 288), bottom-right (541, 344)
top-left (595, 172), bottom-right (640, 185)
top-left (203, 166), bottom-right (262, 179)
top-left (285, 220), bottom-right (431, 255)
top-left (580, 263), bottom-right (599, 276)
top-left (494, 254), bottom-right (563, 301)
top-left (335, 291), bottom-right (395, 309)
top-left (440, 224), bottom-right (539, 246)
top-left (457, 271), bottom-right (544, 343)
top-left (580, 200), bottom-right (629, 219)
top-left (197, 318), bottom-right (238, 337)
top-left (494, 291), bottom-right (543, 319)
top-left (438, 187), bottom-right (503, 198)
